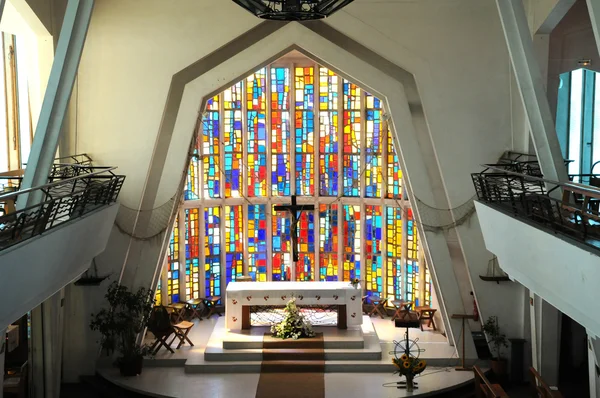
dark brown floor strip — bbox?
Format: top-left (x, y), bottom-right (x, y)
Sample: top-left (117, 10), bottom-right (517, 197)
top-left (255, 333), bottom-right (325, 398)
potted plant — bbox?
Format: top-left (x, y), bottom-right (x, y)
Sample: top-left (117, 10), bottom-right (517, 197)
top-left (90, 281), bottom-right (154, 376)
top-left (350, 278), bottom-right (360, 288)
top-left (482, 316), bottom-right (508, 376)
top-left (392, 354), bottom-right (427, 392)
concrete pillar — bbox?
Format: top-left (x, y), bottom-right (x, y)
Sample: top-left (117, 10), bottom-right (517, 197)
top-left (495, 0), bottom-right (569, 183)
top-left (19, 0), bottom-right (95, 207)
top-left (0, 327), bottom-right (5, 398)
top-left (586, 0), bottom-right (600, 59)
top-left (529, 292), bottom-right (561, 386)
top-left (30, 291), bottom-right (65, 398)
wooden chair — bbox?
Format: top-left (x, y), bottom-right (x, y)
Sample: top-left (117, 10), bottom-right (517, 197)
top-left (415, 306), bottom-right (437, 331)
top-left (3, 361), bottom-right (27, 398)
top-left (203, 296), bottom-right (222, 318)
top-left (186, 298), bottom-right (204, 321)
top-left (473, 365), bottom-right (508, 398)
top-left (172, 321), bottom-right (195, 349)
top-left (147, 306), bottom-right (176, 354)
top-left (390, 300), bottom-right (414, 321)
top-left (367, 295), bottom-right (388, 319)
top-left (169, 302), bottom-right (187, 323)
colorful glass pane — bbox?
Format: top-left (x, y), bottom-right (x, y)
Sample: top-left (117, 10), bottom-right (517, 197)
top-left (342, 205), bottom-right (361, 281)
top-left (202, 100), bottom-right (220, 198)
top-left (343, 110), bottom-right (361, 196)
top-left (155, 279), bottom-right (162, 306)
top-left (184, 148), bottom-right (200, 200)
top-left (296, 210), bottom-right (315, 281)
top-left (364, 205), bottom-right (383, 297)
top-left (319, 68), bottom-right (338, 110)
top-left (386, 127), bottom-right (402, 198)
top-left (224, 81), bottom-right (242, 109)
top-left (365, 93), bottom-right (383, 198)
top-left (185, 209), bottom-right (200, 299)
top-left (295, 67), bottom-right (315, 196)
top-left (224, 82), bottom-right (243, 198)
top-left (204, 207), bottom-right (221, 297)
top-left (271, 67), bottom-right (290, 110)
top-left (247, 68), bottom-right (266, 110)
top-left (247, 110), bottom-right (267, 197)
top-left (343, 80), bottom-right (361, 109)
top-left (319, 110), bottom-right (338, 196)
top-left (248, 204), bottom-right (268, 282)
top-left (406, 208), bottom-right (419, 304)
top-left (386, 207), bottom-right (402, 302)
top-left (225, 205), bottom-right (244, 285)
top-left (167, 216), bottom-right (180, 303)
top-left (319, 204), bottom-right (338, 281)
top-left (424, 263), bottom-right (432, 307)
top-left (272, 210), bottom-right (291, 281)
top-left (271, 111), bottom-right (291, 196)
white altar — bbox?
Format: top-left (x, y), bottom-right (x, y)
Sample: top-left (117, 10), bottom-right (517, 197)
top-left (225, 281), bottom-right (363, 332)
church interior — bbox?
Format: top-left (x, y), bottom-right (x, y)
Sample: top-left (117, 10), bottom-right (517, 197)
top-left (1, 0), bottom-right (600, 397)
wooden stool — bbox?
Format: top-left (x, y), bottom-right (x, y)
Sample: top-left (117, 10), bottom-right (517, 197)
top-left (368, 296), bottom-right (388, 319)
top-left (391, 300), bottom-right (413, 321)
top-left (203, 296), bottom-right (221, 318)
top-left (186, 298), bottom-right (204, 321)
top-left (172, 321), bottom-right (194, 349)
top-left (170, 303), bottom-right (187, 323)
top-left (415, 306), bottom-right (437, 331)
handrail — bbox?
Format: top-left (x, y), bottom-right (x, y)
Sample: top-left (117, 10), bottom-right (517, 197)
top-left (529, 367), bottom-right (563, 398)
top-left (0, 167), bottom-right (117, 202)
top-left (473, 366), bottom-right (507, 397)
top-left (481, 164), bottom-right (600, 197)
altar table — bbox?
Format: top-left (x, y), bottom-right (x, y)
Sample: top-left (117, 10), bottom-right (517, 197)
top-left (225, 281), bottom-right (363, 332)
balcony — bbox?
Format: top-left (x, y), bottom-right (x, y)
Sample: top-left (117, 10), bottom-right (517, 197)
top-left (0, 157), bottom-right (125, 330)
top-left (472, 163), bottom-right (600, 337)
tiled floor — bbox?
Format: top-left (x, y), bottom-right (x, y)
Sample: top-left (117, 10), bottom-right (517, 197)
top-left (99, 314), bottom-right (474, 398)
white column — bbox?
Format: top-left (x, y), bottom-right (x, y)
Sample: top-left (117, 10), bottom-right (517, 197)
top-left (0, 327), bottom-right (5, 398)
top-left (588, 333), bottom-right (599, 398)
top-left (586, 0), bottom-right (600, 59)
top-left (529, 292), bottom-right (561, 387)
top-left (19, 0), bottom-right (95, 207)
top-left (495, 0), bottom-right (569, 183)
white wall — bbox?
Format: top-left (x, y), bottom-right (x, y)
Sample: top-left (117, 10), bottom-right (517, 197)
top-left (476, 202), bottom-right (600, 337)
top-left (0, 203), bottom-right (119, 331)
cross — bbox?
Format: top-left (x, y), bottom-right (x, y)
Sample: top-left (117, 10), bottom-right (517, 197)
top-left (274, 195), bottom-right (315, 263)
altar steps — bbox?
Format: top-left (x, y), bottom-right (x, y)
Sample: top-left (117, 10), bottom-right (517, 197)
top-left (261, 360), bottom-right (325, 373)
top-left (263, 349), bottom-right (326, 361)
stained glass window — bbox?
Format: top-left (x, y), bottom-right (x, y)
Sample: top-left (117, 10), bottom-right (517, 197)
top-left (343, 205), bottom-right (361, 281)
top-left (185, 209), bottom-right (200, 299)
top-left (163, 59), bottom-right (441, 309)
top-left (271, 67), bottom-right (291, 196)
top-left (364, 205), bottom-right (383, 297)
top-left (272, 210), bottom-right (291, 281)
top-left (319, 204), bottom-right (338, 281)
top-left (204, 207), bottom-right (221, 297)
top-left (155, 280), bottom-right (162, 306)
top-left (167, 215), bottom-right (180, 304)
top-left (248, 204), bottom-right (268, 281)
top-left (365, 93), bottom-right (383, 198)
top-left (296, 210), bottom-right (316, 281)
top-left (225, 205), bottom-right (244, 285)
top-left (202, 96), bottom-right (220, 199)
top-left (295, 67), bottom-right (315, 196)
top-left (343, 80), bottom-right (361, 197)
top-left (247, 68), bottom-right (267, 197)
top-left (224, 82), bottom-right (243, 198)
top-left (386, 207), bottom-right (402, 303)
top-left (319, 68), bottom-right (339, 196)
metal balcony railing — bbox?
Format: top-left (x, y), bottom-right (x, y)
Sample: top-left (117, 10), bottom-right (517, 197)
top-left (472, 164), bottom-right (600, 250)
top-left (0, 168), bottom-right (125, 250)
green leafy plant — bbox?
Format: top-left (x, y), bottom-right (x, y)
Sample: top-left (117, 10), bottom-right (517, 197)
top-left (90, 282), bottom-right (154, 365)
top-left (482, 316), bottom-right (508, 360)
top-left (271, 298), bottom-right (315, 340)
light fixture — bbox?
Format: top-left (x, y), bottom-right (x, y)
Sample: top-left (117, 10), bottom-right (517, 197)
top-left (578, 58), bottom-right (592, 67)
top-left (232, 0), bottom-right (355, 21)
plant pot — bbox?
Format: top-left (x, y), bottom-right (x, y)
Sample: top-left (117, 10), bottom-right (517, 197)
top-left (405, 374), bottom-right (415, 392)
top-left (119, 355), bottom-right (143, 377)
top-left (491, 358), bottom-right (507, 377)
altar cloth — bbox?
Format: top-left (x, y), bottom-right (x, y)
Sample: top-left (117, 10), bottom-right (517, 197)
top-left (225, 281), bottom-right (363, 331)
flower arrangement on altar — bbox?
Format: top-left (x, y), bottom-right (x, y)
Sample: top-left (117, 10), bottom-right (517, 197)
top-left (271, 298), bottom-right (316, 340)
top-left (350, 278), bottom-right (360, 288)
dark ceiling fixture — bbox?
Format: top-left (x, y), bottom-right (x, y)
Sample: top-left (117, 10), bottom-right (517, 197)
top-left (232, 0), bottom-right (355, 21)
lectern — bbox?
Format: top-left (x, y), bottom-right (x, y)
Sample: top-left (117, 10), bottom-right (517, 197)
top-left (451, 314), bottom-right (477, 371)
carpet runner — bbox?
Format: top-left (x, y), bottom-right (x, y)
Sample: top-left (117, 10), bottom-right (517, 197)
top-left (255, 333), bottom-right (325, 398)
